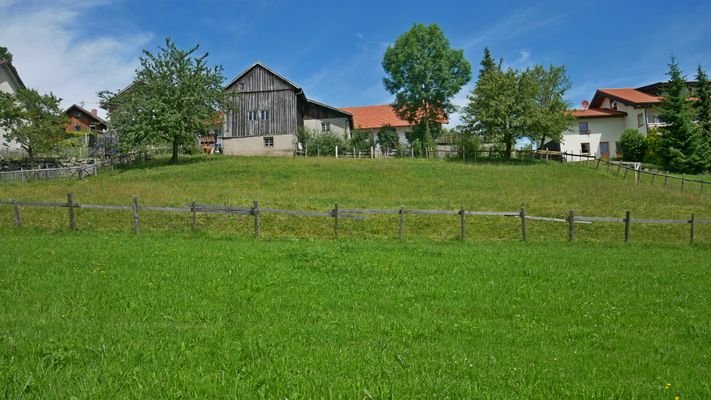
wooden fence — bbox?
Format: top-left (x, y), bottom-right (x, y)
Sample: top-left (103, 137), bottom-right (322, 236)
top-left (2, 194), bottom-right (709, 243)
top-left (0, 148), bottom-right (169, 183)
top-left (564, 152), bottom-right (710, 194)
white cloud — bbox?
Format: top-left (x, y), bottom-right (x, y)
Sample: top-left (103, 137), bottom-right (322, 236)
top-left (0, 0), bottom-right (152, 117)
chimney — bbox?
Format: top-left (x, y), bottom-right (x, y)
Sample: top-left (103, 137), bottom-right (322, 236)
top-left (91, 109), bottom-right (97, 116)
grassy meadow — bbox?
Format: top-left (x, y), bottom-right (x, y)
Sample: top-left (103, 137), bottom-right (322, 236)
top-left (1, 232), bottom-right (710, 398)
top-left (0, 156), bottom-right (709, 243)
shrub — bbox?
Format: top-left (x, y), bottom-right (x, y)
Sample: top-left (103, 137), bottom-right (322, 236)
top-left (377, 125), bottom-right (399, 154)
top-left (309, 132), bottom-right (346, 156)
top-left (348, 129), bottom-right (374, 153)
top-left (620, 128), bottom-right (646, 162)
top-left (643, 127), bottom-right (662, 166)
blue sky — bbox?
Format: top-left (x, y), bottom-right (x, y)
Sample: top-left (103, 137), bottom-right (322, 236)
top-left (2, 0), bottom-right (711, 125)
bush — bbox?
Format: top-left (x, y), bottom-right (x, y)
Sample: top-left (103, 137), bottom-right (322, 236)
top-left (457, 134), bottom-right (481, 160)
top-left (377, 125), bottom-right (399, 154)
top-left (644, 127), bottom-right (662, 166)
top-left (309, 132), bottom-right (346, 156)
top-left (620, 128), bottom-right (646, 162)
top-left (348, 129), bottom-right (374, 153)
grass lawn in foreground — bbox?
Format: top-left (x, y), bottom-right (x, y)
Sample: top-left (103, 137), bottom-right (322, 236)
top-left (1, 232), bottom-right (709, 398)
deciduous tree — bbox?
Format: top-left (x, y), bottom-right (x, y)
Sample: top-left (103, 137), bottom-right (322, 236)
top-left (0, 88), bottom-right (68, 163)
top-left (99, 38), bottom-right (228, 163)
top-left (382, 23), bottom-right (471, 154)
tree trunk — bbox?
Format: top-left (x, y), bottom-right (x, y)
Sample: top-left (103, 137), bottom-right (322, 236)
top-left (170, 140), bottom-right (179, 164)
top-left (504, 138), bottom-right (512, 161)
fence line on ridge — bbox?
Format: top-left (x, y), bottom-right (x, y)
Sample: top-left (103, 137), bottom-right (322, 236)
top-left (1, 194), bottom-right (709, 244)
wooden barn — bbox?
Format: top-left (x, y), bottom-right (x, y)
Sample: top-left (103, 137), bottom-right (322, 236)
top-left (222, 62), bottom-right (352, 156)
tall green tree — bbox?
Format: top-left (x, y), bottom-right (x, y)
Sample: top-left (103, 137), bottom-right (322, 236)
top-left (527, 65), bottom-right (575, 149)
top-left (99, 38), bottom-right (228, 163)
top-left (382, 23), bottom-right (471, 154)
top-left (0, 87), bottom-right (68, 163)
top-left (659, 57), bottom-right (703, 173)
top-left (462, 49), bottom-right (535, 160)
top-left (694, 65), bottom-right (711, 170)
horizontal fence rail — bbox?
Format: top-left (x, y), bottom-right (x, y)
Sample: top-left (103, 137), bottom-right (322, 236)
top-left (1, 195), bottom-right (709, 244)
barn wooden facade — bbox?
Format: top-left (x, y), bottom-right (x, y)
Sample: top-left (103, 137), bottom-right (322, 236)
top-left (222, 62), bottom-right (352, 156)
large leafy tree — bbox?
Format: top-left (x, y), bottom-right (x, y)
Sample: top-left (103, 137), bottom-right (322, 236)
top-left (0, 87), bottom-right (68, 163)
top-left (527, 65), bottom-right (575, 149)
top-left (462, 49), bottom-right (534, 160)
top-left (382, 23), bottom-right (471, 153)
top-left (694, 66), bottom-right (711, 170)
top-left (463, 49), bottom-right (573, 160)
top-left (99, 38), bottom-right (228, 163)
top-left (659, 58), bottom-right (703, 173)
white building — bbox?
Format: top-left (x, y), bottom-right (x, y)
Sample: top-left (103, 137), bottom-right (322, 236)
top-left (0, 59), bottom-right (26, 156)
top-left (548, 83), bottom-right (672, 160)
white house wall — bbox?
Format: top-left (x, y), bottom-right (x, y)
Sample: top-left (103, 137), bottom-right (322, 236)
top-left (562, 117), bottom-right (626, 160)
top-left (303, 117), bottom-right (351, 139)
top-left (223, 134), bottom-right (295, 156)
top-left (0, 66), bottom-right (23, 154)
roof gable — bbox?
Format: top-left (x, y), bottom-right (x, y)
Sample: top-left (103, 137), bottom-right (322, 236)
top-left (65, 104), bottom-right (107, 125)
top-left (0, 59), bottom-right (26, 90)
top-left (224, 62), bottom-right (302, 92)
top-left (590, 88), bottom-right (662, 108)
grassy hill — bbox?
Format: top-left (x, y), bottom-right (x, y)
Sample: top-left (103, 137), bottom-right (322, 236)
top-left (1, 156), bottom-right (708, 243)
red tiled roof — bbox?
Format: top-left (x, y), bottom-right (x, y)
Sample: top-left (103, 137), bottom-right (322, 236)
top-left (341, 104), bottom-right (447, 130)
top-left (591, 88), bottom-right (662, 107)
top-left (571, 108), bottom-right (627, 118)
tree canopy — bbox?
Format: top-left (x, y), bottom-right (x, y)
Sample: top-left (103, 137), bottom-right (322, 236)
top-left (382, 23), bottom-right (471, 152)
top-left (99, 38), bottom-right (228, 163)
top-left (0, 45), bottom-right (12, 62)
top-left (0, 87), bottom-right (68, 162)
top-left (694, 66), bottom-right (711, 170)
top-left (462, 48), bottom-right (573, 160)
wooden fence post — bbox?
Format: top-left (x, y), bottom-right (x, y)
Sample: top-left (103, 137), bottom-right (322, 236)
top-left (623, 168), bottom-right (628, 180)
top-left (624, 210), bottom-right (631, 243)
top-left (333, 202), bottom-right (339, 239)
top-left (596, 158), bottom-right (601, 169)
top-left (459, 206), bottom-right (466, 241)
top-left (701, 178), bottom-right (705, 194)
top-left (335, 146), bottom-right (338, 159)
top-left (664, 172), bottom-right (669, 186)
top-left (568, 210), bottom-right (575, 242)
top-left (607, 159), bottom-right (611, 172)
top-left (253, 200), bottom-right (260, 237)
top-left (67, 193), bottom-right (76, 231)
top-left (520, 207), bottom-right (527, 242)
top-left (132, 195), bottom-right (140, 235)
top-left (690, 213), bottom-right (695, 244)
top-left (191, 200), bottom-right (197, 230)
top-left (11, 199), bottom-right (21, 227)
top-left (681, 174), bottom-right (685, 191)
top-left (617, 163), bottom-right (621, 176)
top-left (399, 206), bottom-right (404, 240)
top-left (651, 173), bottom-right (655, 186)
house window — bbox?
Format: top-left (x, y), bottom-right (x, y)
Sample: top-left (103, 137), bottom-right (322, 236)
top-left (321, 121), bottom-right (331, 132)
top-left (581, 142), bottom-right (590, 154)
top-left (260, 110), bottom-right (269, 120)
top-left (74, 125), bottom-right (81, 131)
top-left (247, 111), bottom-right (258, 121)
top-left (239, 83), bottom-right (246, 91)
top-left (637, 113), bottom-right (644, 127)
top-left (263, 136), bottom-right (274, 147)
top-left (74, 111), bottom-right (82, 118)
top-left (578, 121), bottom-right (589, 134)
top-left (615, 141), bottom-right (622, 158)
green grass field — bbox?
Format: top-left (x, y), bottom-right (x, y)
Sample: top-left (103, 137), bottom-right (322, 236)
top-left (1, 156), bottom-right (709, 243)
top-left (1, 233), bottom-right (710, 398)
top-left (1, 157), bottom-right (710, 398)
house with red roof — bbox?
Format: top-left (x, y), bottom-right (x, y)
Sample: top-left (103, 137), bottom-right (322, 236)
top-left (340, 104), bottom-right (448, 145)
top-left (550, 82), bottom-right (678, 160)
